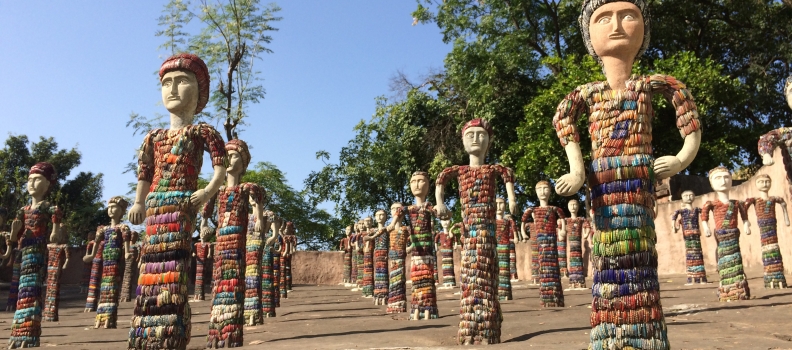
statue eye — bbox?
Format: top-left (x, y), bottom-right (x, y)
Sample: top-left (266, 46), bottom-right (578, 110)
top-left (623, 14), bottom-right (636, 21)
top-left (597, 16), bottom-right (611, 24)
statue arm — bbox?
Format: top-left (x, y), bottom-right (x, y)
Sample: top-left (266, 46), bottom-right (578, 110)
top-left (700, 202), bottom-right (712, 237)
top-left (777, 197), bottom-right (791, 227)
top-left (739, 200), bottom-right (751, 235)
top-left (434, 166), bottom-right (459, 220)
top-left (651, 75), bottom-right (702, 179)
top-left (129, 131), bottom-right (155, 225)
top-left (192, 125), bottom-right (228, 209)
top-left (758, 128), bottom-right (792, 166)
top-left (552, 88), bottom-right (586, 196)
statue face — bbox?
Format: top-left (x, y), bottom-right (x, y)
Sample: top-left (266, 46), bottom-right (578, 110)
top-left (495, 198), bottom-right (506, 213)
top-left (27, 173), bottom-right (50, 199)
top-left (410, 174), bottom-right (430, 198)
top-left (589, 2), bottom-right (644, 63)
top-left (440, 219), bottom-right (450, 230)
top-left (375, 211), bottom-right (387, 225)
top-left (161, 70), bottom-right (199, 115)
top-left (536, 182), bottom-right (551, 201)
top-left (681, 191), bottom-right (695, 204)
top-left (390, 203), bottom-right (403, 219)
top-left (107, 203), bottom-right (125, 221)
top-left (345, 226), bottom-right (352, 236)
top-left (364, 217), bottom-right (373, 228)
top-left (462, 126), bottom-right (490, 158)
top-left (755, 176), bottom-right (772, 192)
top-left (568, 200), bottom-right (579, 214)
top-left (709, 170), bottom-right (732, 192)
top-left (227, 150), bottom-right (245, 177)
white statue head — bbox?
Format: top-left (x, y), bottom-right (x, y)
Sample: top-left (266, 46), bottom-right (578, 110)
top-left (568, 199), bottom-right (580, 215)
top-left (363, 216), bottom-right (374, 229)
top-left (345, 225), bottom-right (352, 236)
top-left (390, 202), bottom-right (404, 220)
top-left (440, 219), bottom-right (451, 231)
top-left (681, 190), bottom-right (695, 204)
top-left (107, 196), bottom-right (129, 223)
top-left (159, 53), bottom-right (209, 116)
top-left (225, 139), bottom-right (252, 177)
top-left (461, 119), bottom-right (493, 159)
top-left (755, 174), bottom-right (772, 193)
top-left (708, 166), bottom-right (732, 192)
top-left (410, 171), bottom-right (431, 199)
top-left (375, 210), bottom-right (387, 225)
top-left (581, 0), bottom-right (649, 66)
top-left (496, 198), bottom-right (506, 214)
top-left (27, 162), bottom-right (57, 201)
top-left (535, 180), bottom-right (552, 201)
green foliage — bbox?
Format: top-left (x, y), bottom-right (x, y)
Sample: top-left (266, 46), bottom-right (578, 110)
top-left (0, 135), bottom-right (108, 242)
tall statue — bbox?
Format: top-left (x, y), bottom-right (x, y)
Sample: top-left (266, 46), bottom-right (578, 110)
top-left (9, 162), bottom-right (64, 348)
top-left (201, 139), bottom-right (265, 348)
top-left (521, 181), bottom-right (566, 307)
top-left (261, 216), bottom-right (283, 318)
top-left (386, 203), bottom-right (408, 314)
top-left (360, 217), bottom-right (375, 298)
top-left (369, 210), bottom-right (390, 305)
top-left (83, 228), bottom-right (103, 312)
top-left (702, 167), bottom-right (751, 301)
top-left (671, 191), bottom-right (708, 285)
top-left (563, 199), bottom-right (591, 290)
top-left (351, 221), bottom-right (363, 291)
top-left (758, 77), bottom-right (792, 195)
top-left (435, 118), bottom-right (517, 344)
top-left (93, 196), bottom-right (130, 328)
top-left (127, 53), bottom-right (227, 350)
top-left (244, 209), bottom-right (271, 326)
top-left (79, 237), bottom-right (93, 295)
top-left (43, 203), bottom-right (71, 322)
top-left (193, 229), bottom-right (213, 301)
top-left (507, 213), bottom-right (519, 282)
top-left (0, 207), bottom-right (21, 312)
top-left (272, 225), bottom-right (282, 307)
top-left (120, 230), bottom-right (140, 303)
top-left (340, 226), bottom-right (353, 286)
top-left (551, 1), bottom-right (702, 347)
top-left (435, 219), bottom-right (458, 289)
top-left (406, 171), bottom-right (439, 320)
top-left (744, 175), bottom-right (791, 289)
top-left (495, 198), bottom-right (515, 301)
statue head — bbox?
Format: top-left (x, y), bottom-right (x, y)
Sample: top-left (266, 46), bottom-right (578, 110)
top-left (410, 171), bottom-right (431, 199)
top-left (28, 162), bottom-right (57, 199)
top-left (496, 198), bottom-right (506, 214)
top-left (755, 174), bottom-right (772, 193)
top-left (225, 139), bottom-right (252, 177)
top-left (708, 166), bottom-right (732, 192)
top-left (440, 219), bottom-right (451, 231)
top-left (580, 0), bottom-right (650, 66)
top-left (374, 210), bottom-right (387, 225)
top-left (461, 118), bottom-right (493, 158)
top-left (159, 53), bottom-right (210, 116)
top-left (345, 225), bottom-right (352, 236)
top-left (681, 190), bottom-right (695, 204)
top-left (535, 180), bottom-right (552, 201)
top-left (390, 202), bottom-right (404, 220)
top-left (785, 76), bottom-right (792, 110)
top-left (107, 196), bottom-right (129, 222)
top-left (568, 199), bottom-right (580, 214)
top-left (363, 216), bottom-right (374, 229)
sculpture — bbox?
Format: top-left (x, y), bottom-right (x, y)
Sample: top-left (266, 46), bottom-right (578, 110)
top-left (351, 221), bottom-right (363, 291)
top-left (83, 229), bottom-right (103, 312)
top-left (361, 217), bottom-right (375, 298)
top-left (550, 1), bottom-right (702, 347)
top-left (261, 216), bottom-right (283, 318)
top-left (0, 208), bottom-right (21, 312)
top-left (369, 210), bottom-right (390, 305)
top-left (193, 232), bottom-right (213, 301)
top-left (508, 213), bottom-right (519, 282)
top-left (495, 198), bottom-right (515, 300)
top-left (279, 223), bottom-right (290, 300)
top-left (527, 220), bottom-right (540, 285)
top-left (340, 226), bottom-right (353, 286)
top-left (435, 118), bottom-right (517, 344)
top-left (43, 204), bottom-right (70, 323)
top-left (9, 162), bottom-right (64, 348)
top-left (201, 139), bottom-right (265, 348)
top-left (563, 199), bottom-right (591, 290)
top-left (744, 175), bottom-right (790, 288)
top-left (244, 209), bottom-right (271, 325)
top-left (435, 219), bottom-right (458, 289)
top-left (406, 171), bottom-right (439, 320)
top-left (127, 53), bottom-right (227, 350)
top-left (79, 238), bottom-right (93, 295)
top-left (92, 196), bottom-right (130, 329)
top-left (386, 203), bottom-right (408, 314)
top-left (521, 181), bottom-right (566, 307)
top-left (120, 230), bottom-right (140, 303)
top-left (758, 77), bottom-right (792, 193)
top-left (671, 191), bottom-right (708, 285)
top-left (702, 166), bottom-right (751, 301)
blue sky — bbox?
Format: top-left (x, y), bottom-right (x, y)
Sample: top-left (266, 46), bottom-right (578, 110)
top-left (0, 1), bottom-right (450, 212)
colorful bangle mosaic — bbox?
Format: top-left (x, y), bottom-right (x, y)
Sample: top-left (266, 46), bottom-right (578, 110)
top-left (194, 242), bottom-right (211, 301)
top-left (496, 218), bottom-right (513, 300)
top-left (7, 242), bottom-right (19, 311)
top-left (244, 216), bottom-right (263, 325)
top-left (95, 224), bottom-right (128, 328)
top-left (85, 240), bottom-right (105, 311)
top-left (524, 207), bottom-right (565, 307)
top-left (436, 231), bottom-right (456, 287)
top-left (435, 163), bottom-right (514, 344)
top-left (80, 242), bottom-right (92, 293)
top-left (565, 217), bottom-right (591, 287)
top-left (671, 208), bottom-right (707, 284)
top-left (702, 200), bottom-right (751, 301)
top-left (758, 127), bottom-right (792, 194)
top-left (43, 244), bottom-right (66, 322)
top-left (272, 248), bottom-right (281, 308)
top-left (387, 226), bottom-right (408, 314)
top-left (350, 234), bottom-right (358, 284)
top-left (406, 203), bottom-right (439, 319)
top-left (373, 230), bottom-right (389, 304)
top-left (279, 252), bottom-right (289, 300)
top-left (121, 245), bottom-right (138, 303)
top-left (745, 197), bottom-right (787, 288)
top-left (261, 245), bottom-right (276, 317)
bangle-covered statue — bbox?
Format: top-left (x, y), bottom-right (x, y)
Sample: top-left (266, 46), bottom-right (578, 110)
top-left (386, 203), bottom-right (409, 314)
top-left (522, 181), bottom-right (566, 307)
top-left (120, 230), bottom-right (140, 303)
top-left (244, 209), bottom-right (271, 325)
top-left (435, 219), bottom-right (458, 289)
top-left (261, 216), bottom-right (283, 318)
top-left (435, 118), bottom-right (517, 344)
top-left (405, 171), bottom-right (439, 320)
top-left (193, 231), bottom-right (213, 302)
top-left (93, 196), bottom-right (131, 328)
top-left (43, 207), bottom-right (70, 323)
top-left (83, 227), bottom-right (104, 312)
top-left (369, 210), bottom-right (390, 305)
top-left (360, 217), bottom-right (375, 298)
top-left (340, 226), bottom-right (353, 286)
top-left (563, 199), bottom-right (591, 290)
top-left (757, 77), bottom-right (792, 192)
top-left (671, 191), bottom-right (708, 285)
top-left (127, 53), bottom-right (227, 350)
top-left (495, 198), bottom-right (516, 300)
top-left (744, 175), bottom-right (791, 289)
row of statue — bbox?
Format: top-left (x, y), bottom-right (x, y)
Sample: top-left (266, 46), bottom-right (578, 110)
top-left (1, 0), bottom-right (792, 349)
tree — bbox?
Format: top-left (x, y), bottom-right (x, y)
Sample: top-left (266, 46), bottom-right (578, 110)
top-left (0, 135), bottom-right (108, 243)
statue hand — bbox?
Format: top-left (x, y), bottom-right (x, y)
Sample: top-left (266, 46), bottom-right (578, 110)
top-left (10, 220), bottom-right (21, 242)
top-left (762, 153), bottom-right (775, 166)
top-left (704, 229), bottom-right (711, 237)
top-left (200, 219), bottom-right (213, 241)
top-left (254, 220), bottom-right (263, 233)
top-left (128, 203), bottom-right (146, 225)
top-left (62, 259), bottom-right (69, 269)
top-left (190, 189), bottom-right (208, 209)
top-left (555, 173), bottom-right (584, 196)
top-left (435, 203), bottom-right (451, 220)
top-left (82, 253), bottom-right (93, 264)
top-left (654, 156), bottom-right (683, 180)
top-left (744, 222), bottom-right (751, 235)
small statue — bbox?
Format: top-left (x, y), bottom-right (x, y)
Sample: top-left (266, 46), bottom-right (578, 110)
top-left (360, 217), bottom-right (375, 298)
top-left (495, 198), bottom-right (516, 300)
top-left (758, 77), bottom-right (792, 195)
top-left (9, 162), bottom-right (64, 349)
top-left (244, 208), bottom-right (272, 326)
top-left (386, 203), bottom-right (409, 313)
top-left (193, 228), bottom-right (214, 302)
top-left (281, 222), bottom-right (296, 294)
top-left (671, 191), bottom-right (708, 285)
top-left (563, 199), bottom-right (592, 290)
top-left (434, 219), bottom-right (458, 289)
top-left (83, 227), bottom-right (104, 312)
top-left (43, 206), bottom-right (70, 323)
top-left (201, 139), bottom-right (266, 348)
top-left (79, 238), bottom-right (94, 295)
top-left (369, 210), bottom-right (390, 305)
top-left (119, 230), bottom-right (140, 303)
top-left (702, 166), bottom-right (751, 301)
top-left (507, 213), bottom-right (519, 282)
top-left (350, 221), bottom-right (363, 291)
top-left (340, 226), bottom-right (353, 286)
top-left (406, 171), bottom-right (439, 320)
top-left (0, 207), bottom-right (21, 312)
top-left (435, 118), bottom-right (517, 344)
top-left (272, 223), bottom-right (283, 308)
top-left (521, 181), bottom-right (566, 307)
top-left (93, 196), bottom-right (131, 328)
top-left (744, 175), bottom-right (791, 289)
top-left (527, 219), bottom-right (540, 285)
top-left (261, 215), bottom-right (283, 318)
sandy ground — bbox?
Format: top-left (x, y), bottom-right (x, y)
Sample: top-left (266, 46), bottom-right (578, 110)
top-left (1, 268), bottom-right (792, 349)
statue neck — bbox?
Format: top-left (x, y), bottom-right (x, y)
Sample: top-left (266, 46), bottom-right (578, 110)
top-left (715, 190), bottom-right (730, 204)
top-left (759, 191), bottom-right (770, 200)
top-left (539, 199), bottom-right (549, 207)
top-left (226, 172), bottom-right (240, 187)
top-left (496, 211), bottom-right (503, 220)
top-left (602, 56), bottom-right (634, 90)
top-left (682, 203), bottom-right (693, 210)
top-left (111, 217), bottom-right (121, 226)
top-left (468, 151), bottom-right (486, 167)
top-left (170, 112), bottom-right (194, 130)
top-left (414, 195), bottom-right (426, 206)
top-left (570, 212), bottom-right (578, 219)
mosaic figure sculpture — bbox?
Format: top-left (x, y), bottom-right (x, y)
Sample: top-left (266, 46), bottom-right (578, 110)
top-left (744, 175), bottom-right (790, 288)
top-left (9, 162), bottom-right (63, 348)
top-left (758, 77), bottom-right (792, 193)
top-left (435, 219), bottom-right (458, 289)
top-left (495, 198), bottom-right (515, 300)
top-left (406, 171), bottom-right (439, 320)
top-left (261, 217), bottom-right (283, 318)
top-left (368, 210), bottom-right (390, 305)
top-left (201, 139), bottom-right (265, 348)
top-left (43, 207), bottom-right (70, 323)
top-left (672, 191), bottom-right (708, 285)
top-left (278, 223), bottom-right (290, 300)
top-left (84, 223), bottom-right (104, 312)
top-left (702, 167), bottom-right (751, 301)
top-left (79, 238), bottom-right (93, 295)
top-left (1, 208), bottom-right (21, 312)
top-left (551, 1), bottom-right (702, 347)
top-left (508, 213), bottom-right (519, 282)
top-left (563, 199), bottom-right (592, 290)
top-left (386, 203), bottom-right (409, 313)
top-left (435, 118), bottom-right (517, 344)
top-left (361, 217), bottom-right (375, 298)
top-left (92, 196), bottom-right (130, 328)
top-left (244, 210), bottom-right (271, 326)
top-left (284, 223), bottom-right (296, 291)
top-left (522, 181), bottom-right (566, 307)
top-left (193, 236), bottom-right (213, 301)
top-left (340, 226), bottom-right (353, 286)
top-left (127, 53), bottom-right (227, 350)
top-left (120, 230), bottom-right (140, 303)
top-left (351, 222), bottom-right (363, 291)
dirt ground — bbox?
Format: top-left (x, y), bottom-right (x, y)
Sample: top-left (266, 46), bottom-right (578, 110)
top-left (2, 268), bottom-right (792, 350)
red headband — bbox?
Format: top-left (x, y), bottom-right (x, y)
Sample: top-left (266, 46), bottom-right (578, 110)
top-left (29, 162), bottom-right (57, 182)
top-left (461, 118), bottom-right (493, 138)
top-left (159, 53), bottom-right (210, 113)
